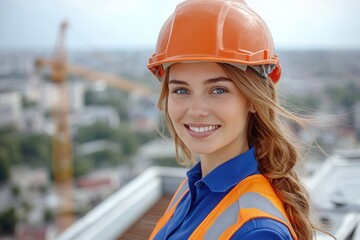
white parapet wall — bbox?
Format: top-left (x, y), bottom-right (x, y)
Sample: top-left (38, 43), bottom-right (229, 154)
top-left (57, 166), bottom-right (186, 240)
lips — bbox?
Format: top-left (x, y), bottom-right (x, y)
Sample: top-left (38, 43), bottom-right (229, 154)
top-left (184, 124), bottom-right (220, 138)
top-left (188, 125), bottom-right (219, 133)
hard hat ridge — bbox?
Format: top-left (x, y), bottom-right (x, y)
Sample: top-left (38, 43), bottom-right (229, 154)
top-left (148, 0), bottom-right (281, 83)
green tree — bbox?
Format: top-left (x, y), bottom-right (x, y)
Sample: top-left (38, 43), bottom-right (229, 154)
top-left (0, 128), bottom-right (21, 165)
top-left (74, 122), bottom-right (141, 171)
top-left (75, 122), bottom-right (140, 156)
top-left (84, 89), bottom-right (129, 121)
top-left (21, 96), bottom-right (36, 108)
top-left (43, 208), bottom-right (55, 223)
top-left (135, 131), bottom-right (158, 145)
top-left (21, 201), bottom-right (32, 217)
top-left (153, 156), bottom-right (179, 167)
top-left (326, 83), bottom-right (360, 109)
top-left (118, 126), bottom-right (139, 156)
top-left (11, 185), bottom-right (21, 199)
top-left (19, 134), bottom-right (51, 167)
top-left (84, 89), bottom-right (97, 105)
top-left (75, 122), bottom-right (117, 144)
top-left (73, 156), bottom-right (93, 177)
top-left (0, 207), bottom-right (17, 234)
top-left (325, 83), bottom-right (360, 126)
top-left (0, 149), bottom-right (10, 183)
top-left (283, 94), bottom-right (320, 114)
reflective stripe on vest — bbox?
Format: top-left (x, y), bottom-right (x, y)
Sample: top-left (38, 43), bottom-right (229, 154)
top-left (166, 178), bottom-right (189, 212)
top-left (149, 174), bottom-right (298, 240)
top-left (149, 178), bottom-right (189, 240)
top-left (198, 192), bottom-right (292, 239)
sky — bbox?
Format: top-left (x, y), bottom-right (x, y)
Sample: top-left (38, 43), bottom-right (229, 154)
top-left (0, 0), bottom-right (360, 51)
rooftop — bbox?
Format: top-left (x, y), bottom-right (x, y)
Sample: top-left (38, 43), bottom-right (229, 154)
top-left (308, 149), bottom-right (360, 239)
top-left (58, 166), bottom-right (186, 240)
top-left (58, 149), bottom-right (360, 240)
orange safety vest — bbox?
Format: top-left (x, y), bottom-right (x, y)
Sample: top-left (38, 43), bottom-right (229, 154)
top-left (149, 174), bottom-right (298, 240)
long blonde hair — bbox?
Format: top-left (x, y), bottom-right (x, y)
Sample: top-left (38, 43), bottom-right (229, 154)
top-left (158, 63), bottom-right (315, 239)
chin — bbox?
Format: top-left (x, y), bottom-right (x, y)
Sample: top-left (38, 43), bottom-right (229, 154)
top-left (187, 146), bottom-right (214, 156)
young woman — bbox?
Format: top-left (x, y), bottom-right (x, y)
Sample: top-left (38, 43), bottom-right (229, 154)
top-left (147, 0), bottom-right (316, 239)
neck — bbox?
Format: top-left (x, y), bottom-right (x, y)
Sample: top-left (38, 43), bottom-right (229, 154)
top-left (200, 141), bottom-right (249, 177)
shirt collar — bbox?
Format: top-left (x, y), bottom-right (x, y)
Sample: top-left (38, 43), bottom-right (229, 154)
top-left (187, 147), bottom-right (259, 193)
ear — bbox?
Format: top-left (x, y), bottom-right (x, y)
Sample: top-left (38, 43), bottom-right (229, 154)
top-left (249, 105), bottom-right (256, 113)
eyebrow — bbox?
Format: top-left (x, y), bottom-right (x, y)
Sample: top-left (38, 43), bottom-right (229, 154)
top-left (168, 77), bottom-right (232, 85)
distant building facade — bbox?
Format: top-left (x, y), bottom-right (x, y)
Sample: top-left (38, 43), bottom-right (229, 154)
top-left (71, 106), bottom-right (120, 129)
top-left (354, 101), bottom-right (360, 139)
top-left (41, 80), bottom-right (85, 112)
top-left (0, 90), bottom-right (23, 129)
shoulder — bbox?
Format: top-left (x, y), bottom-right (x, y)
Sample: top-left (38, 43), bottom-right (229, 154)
top-left (231, 218), bottom-right (293, 240)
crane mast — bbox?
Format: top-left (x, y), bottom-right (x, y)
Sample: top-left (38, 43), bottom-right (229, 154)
top-left (49, 21), bottom-right (74, 232)
top-left (35, 20), bottom-right (151, 234)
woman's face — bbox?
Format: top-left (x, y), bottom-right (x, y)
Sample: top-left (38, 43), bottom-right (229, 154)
top-left (167, 62), bottom-right (251, 160)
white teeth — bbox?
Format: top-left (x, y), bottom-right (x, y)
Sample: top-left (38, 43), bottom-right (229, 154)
top-left (189, 125), bottom-right (219, 133)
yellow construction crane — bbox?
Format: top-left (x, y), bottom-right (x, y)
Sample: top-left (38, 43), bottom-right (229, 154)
top-left (34, 20), bottom-right (150, 233)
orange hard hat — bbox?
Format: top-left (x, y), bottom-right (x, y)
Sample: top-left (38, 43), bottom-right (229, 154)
top-left (148, 0), bottom-right (282, 83)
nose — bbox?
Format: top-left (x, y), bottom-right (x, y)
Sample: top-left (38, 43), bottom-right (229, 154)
top-left (188, 95), bottom-right (210, 118)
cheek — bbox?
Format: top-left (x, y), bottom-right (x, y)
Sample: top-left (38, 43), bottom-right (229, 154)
top-left (221, 100), bottom-right (250, 125)
top-left (167, 97), bottom-right (183, 124)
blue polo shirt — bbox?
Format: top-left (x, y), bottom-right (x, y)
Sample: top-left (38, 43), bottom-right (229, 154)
top-left (154, 147), bottom-right (293, 240)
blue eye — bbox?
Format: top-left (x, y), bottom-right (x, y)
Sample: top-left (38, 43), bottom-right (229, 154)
top-left (211, 87), bottom-right (228, 94)
top-left (174, 88), bottom-right (189, 95)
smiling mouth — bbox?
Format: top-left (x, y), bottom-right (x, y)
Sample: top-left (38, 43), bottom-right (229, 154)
top-left (185, 124), bottom-right (220, 133)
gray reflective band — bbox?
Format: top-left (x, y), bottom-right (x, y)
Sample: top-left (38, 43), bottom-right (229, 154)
top-left (167, 180), bottom-right (189, 211)
top-left (238, 192), bottom-right (289, 224)
top-left (204, 192), bottom-right (289, 239)
top-left (205, 200), bottom-right (239, 239)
